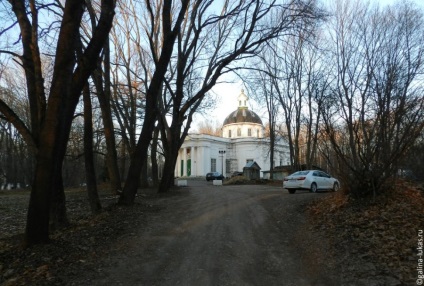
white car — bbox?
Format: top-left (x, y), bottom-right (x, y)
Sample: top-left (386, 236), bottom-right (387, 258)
top-left (283, 170), bottom-right (340, 194)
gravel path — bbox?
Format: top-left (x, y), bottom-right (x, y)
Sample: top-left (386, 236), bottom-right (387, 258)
top-left (69, 180), bottom-right (340, 286)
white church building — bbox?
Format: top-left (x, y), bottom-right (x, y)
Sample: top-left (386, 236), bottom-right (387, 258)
top-left (175, 90), bottom-right (290, 178)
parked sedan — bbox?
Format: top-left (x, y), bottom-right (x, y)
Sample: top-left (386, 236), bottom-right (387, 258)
top-left (206, 172), bottom-right (225, 181)
top-left (283, 170), bottom-right (339, 194)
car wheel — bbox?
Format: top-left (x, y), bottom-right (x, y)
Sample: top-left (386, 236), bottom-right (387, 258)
top-left (310, 183), bottom-right (318, 193)
top-left (288, 189), bottom-right (296, 194)
top-left (333, 183), bottom-right (339, 192)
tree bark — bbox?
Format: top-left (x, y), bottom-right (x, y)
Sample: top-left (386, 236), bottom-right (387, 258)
top-left (83, 84), bottom-right (102, 214)
top-left (140, 156), bottom-right (149, 188)
top-left (150, 126), bottom-right (160, 187)
top-left (119, 100), bottom-right (157, 204)
top-left (158, 152), bottom-right (178, 193)
top-left (118, 0), bottom-right (190, 205)
top-left (23, 0), bottom-right (115, 246)
top-left (93, 40), bottom-right (122, 194)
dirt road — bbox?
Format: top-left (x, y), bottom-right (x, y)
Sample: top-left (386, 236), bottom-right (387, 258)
top-left (70, 180), bottom-right (339, 286)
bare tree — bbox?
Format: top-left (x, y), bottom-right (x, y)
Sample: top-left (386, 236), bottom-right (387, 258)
top-left (156, 0), bottom-right (323, 192)
top-left (0, 73), bottom-right (33, 188)
top-left (195, 120), bottom-right (222, 136)
top-left (118, 0), bottom-right (190, 205)
top-left (322, 0), bottom-right (424, 197)
top-left (83, 84), bottom-right (102, 214)
top-left (246, 66), bottom-right (280, 178)
top-left (0, 0), bottom-right (115, 245)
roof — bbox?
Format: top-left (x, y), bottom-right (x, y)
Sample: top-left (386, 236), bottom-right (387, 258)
top-left (243, 161), bottom-right (261, 170)
top-left (223, 108), bottom-right (263, 126)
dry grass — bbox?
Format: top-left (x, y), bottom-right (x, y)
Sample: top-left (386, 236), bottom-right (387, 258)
top-left (308, 179), bottom-right (424, 284)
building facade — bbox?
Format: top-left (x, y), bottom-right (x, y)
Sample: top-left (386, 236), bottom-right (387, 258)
top-left (175, 90), bottom-right (290, 178)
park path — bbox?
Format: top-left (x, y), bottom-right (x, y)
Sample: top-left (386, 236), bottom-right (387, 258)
top-left (69, 180), bottom-right (339, 286)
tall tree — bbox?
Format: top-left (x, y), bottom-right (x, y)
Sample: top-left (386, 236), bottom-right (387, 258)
top-left (0, 0), bottom-right (116, 245)
top-left (118, 0), bottom-right (190, 205)
top-left (83, 84), bottom-right (102, 214)
top-left (322, 0), bottom-right (424, 197)
top-left (84, 0), bottom-right (121, 194)
top-left (156, 0), bottom-right (324, 193)
top-left (246, 69), bottom-right (279, 178)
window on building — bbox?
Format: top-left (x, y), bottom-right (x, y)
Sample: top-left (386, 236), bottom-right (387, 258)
top-left (211, 158), bottom-right (216, 172)
top-left (228, 130), bottom-right (232, 138)
top-left (246, 159), bottom-right (253, 164)
top-left (226, 159), bottom-right (231, 173)
top-left (248, 128), bottom-right (251, 136)
top-left (257, 129), bottom-right (260, 137)
top-left (237, 128), bottom-right (241, 136)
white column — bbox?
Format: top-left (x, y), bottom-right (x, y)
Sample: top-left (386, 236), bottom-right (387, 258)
top-left (193, 146), bottom-right (201, 177)
top-left (176, 149), bottom-right (182, 177)
top-left (223, 151), bottom-right (227, 177)
top-left (182, 148), bottom-right (187, 177)
top-left (187, 147), bottom-right (192, 177)
top-left (199, 146), bottom-right (205, 175)
top-left (204, 146), bottom-right (210, 173)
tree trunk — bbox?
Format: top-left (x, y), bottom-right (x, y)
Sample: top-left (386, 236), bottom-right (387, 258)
top-left (25, 148), bottom-right (55, 245)
top-left (49, 173), bottom-right (69, 230)
top-left (140, 156), bottom-right (149, 188)
top-left (269, 127), bottom-right (275, 179)
top-left (150, 126), bottom-right (160, 187)
top-left (118, 0), bottom-right (192, 205)
top-left (83, 84), bottom-right (102, 214)
top-left (158, 153), bottom-right (177, 193)
top-left (94, 40), bottom-right (122, 194)
top-left (23, 0), bottom-right (115, 246)
top-left (119, 104), bottom-right (156, 205)
top-left (158, 126), bottom-right (181, 193)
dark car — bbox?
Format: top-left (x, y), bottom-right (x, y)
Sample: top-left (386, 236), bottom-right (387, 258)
top-left (206, 172), bottom-right (224, 181)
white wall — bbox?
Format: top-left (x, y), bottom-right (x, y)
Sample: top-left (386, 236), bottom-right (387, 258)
top-left (176, 133), bottom-right (289, 178)
top-left (222, 122), bottom-right (264, 139)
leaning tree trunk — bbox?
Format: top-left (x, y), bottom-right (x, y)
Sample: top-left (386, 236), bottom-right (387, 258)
top-left (158, 128), bottom-right (181, 193)
top-left (119, 99), bottom-right (157, 205)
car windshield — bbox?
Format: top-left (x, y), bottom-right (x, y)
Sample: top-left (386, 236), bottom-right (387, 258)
top-left (291, 171), bottom-right (310, 176)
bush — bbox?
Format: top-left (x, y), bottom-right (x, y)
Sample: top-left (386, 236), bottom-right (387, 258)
top-left (224, 176), bottom-right (249, 185)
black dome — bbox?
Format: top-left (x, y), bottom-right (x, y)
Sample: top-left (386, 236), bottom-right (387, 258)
top-left (223, 107), bottom-right (263, 126)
